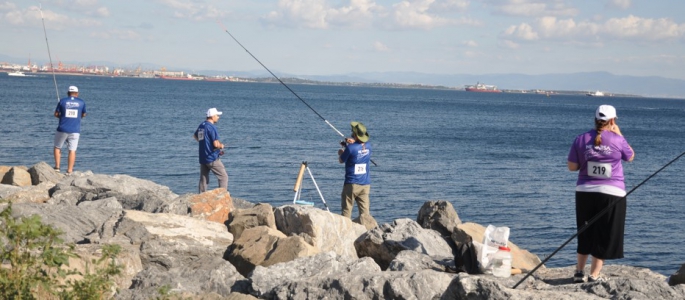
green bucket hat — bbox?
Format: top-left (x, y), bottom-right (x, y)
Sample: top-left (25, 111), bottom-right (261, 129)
top-left (351, 121), bottom-right (369, 142)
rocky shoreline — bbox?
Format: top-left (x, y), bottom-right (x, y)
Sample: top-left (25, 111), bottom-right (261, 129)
top-left (1, 162), bottom-right (685, 299)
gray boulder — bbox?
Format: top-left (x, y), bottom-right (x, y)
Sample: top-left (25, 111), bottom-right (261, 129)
top-left (49, 174), bottom-right (179, 212)
top-left (417, 200), bottom-right (461, 237)
top-left (354, 218), bottom-right (454, 270)
top-left (249, 251), bottom-right (382, 298)
top-left (9, 202), bottom-right (124, 243)
top-left (29, 161), bottom-right (64, 185)
top-left (274, 205), bottom-right (367, 258)
top-left (387, 249), bottom-right (455, 272)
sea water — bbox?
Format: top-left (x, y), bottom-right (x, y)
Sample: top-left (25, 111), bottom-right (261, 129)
top-left (1, 74), bottom-right (684, 275)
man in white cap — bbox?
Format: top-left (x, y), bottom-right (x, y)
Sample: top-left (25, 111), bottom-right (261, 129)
top-left (53, 85), bottom-right (87, 175)
top-left (193, 108), bottom-right (228, 193)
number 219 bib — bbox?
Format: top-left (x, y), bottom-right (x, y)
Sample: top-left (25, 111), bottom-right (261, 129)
top-left (588, 161), bottom-right (612, 179)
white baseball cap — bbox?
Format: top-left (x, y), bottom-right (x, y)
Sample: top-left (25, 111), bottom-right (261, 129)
top-left (206, 108), bottom-right (223, 117)
top-left (595, 105), bottom-right (617, 121)
top-left (68, 86), bottom-right (78, 93)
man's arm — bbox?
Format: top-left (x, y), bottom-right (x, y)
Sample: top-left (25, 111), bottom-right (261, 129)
top-left (567, 161), bottom-right (579, 171)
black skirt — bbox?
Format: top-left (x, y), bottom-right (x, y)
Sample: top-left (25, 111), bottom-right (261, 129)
top-left (575, 191), bottom-right (626, 259)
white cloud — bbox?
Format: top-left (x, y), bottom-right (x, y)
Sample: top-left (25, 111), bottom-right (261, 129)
top-left (373, 41), bottom-right (389, 51)
top-left (498, 39), bottom-right (520, 49)
top-left (263, 0), bottom-right (479, 30)
top-left (0, 4), bottom-right (101, 29)
top-left (90, 29), bottom-right (142, 41)
top-left (263, 0), bottom-right (379, 29)
top-left (462, 40), bottom-right (478, 47)
top-left (606, 0), bottom-right (631, 10)
top-left (500, 15), bottom-right (685, 44)
top-left (482, 0), bottom-right (578, 17)
top-left (156, 0), bottom-right (227, 21)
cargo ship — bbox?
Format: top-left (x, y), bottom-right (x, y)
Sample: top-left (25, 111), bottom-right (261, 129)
top-left (465, 82), bottom-right (501, 93)
top-left (160, 74), bottom-right (197, 81)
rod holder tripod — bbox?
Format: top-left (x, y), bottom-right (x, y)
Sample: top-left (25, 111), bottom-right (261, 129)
top-left (292, 161), bottom-right (330, 211)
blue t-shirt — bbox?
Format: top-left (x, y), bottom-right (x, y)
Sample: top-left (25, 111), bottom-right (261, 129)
top-left (55, 96), bottom-right (86, 133)
top-left (340, 142), bottom-right (371, 185)
top-left (195, 121), bottom-right (221, 164)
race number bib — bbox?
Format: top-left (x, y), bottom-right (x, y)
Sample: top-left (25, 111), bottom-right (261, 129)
top-left (65, 109), bottom-right (78, 118)
top-left (588, 161), bottom-right (612, 179)
top-left (354, 163), bottom-right (367, 175)
top-left (197, 129), bottom-right (205, 141)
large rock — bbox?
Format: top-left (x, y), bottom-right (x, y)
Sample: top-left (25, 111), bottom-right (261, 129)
top-left (2, 181), bottom-right (54, 204)
top-left (69, 243), bottom-right (143, 294)
top-left (387, 249), bottom-right (455, 272)
top-left (0, 184), bottom-right (22, 200)
top-left (227, 203), bottom-right (276, 240)
top-left (274, 205), bottom-right (367, 258)
top-left (417, 200), bottom-right (461, 237)
top-left (9, 202), bottom-right (124, 243)
top-left (449, 265), bottom-right (685, 300)
top-left (48, 174), bottom-right (179, 212)
top-left (354, 218), bottom-right (455, 270)
top-left (118, 256), bottom-right (250, 300)
top-left (188, 188), bottom-right (233, 223)
top-left (454, 222), bottom-right (542, 272)
top-left (28, 161), bottom-right (64, 185)
top-left (114, 210), bottom-right (234, 269)
top-left (226, 226), bottom-right (318, 277)
top-left (669, 263), bottom-right (685, 286)
top-left (249, 251), bottom-right (382, 298)
top-left (2, 166), bottom-right (32, 187)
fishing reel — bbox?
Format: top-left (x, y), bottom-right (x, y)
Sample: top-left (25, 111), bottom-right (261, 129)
top-left (340, 139), bottom-right (347, 147)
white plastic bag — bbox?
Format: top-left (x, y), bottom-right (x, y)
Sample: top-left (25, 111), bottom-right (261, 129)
top-left (479, 225), bottom-right (510, 273)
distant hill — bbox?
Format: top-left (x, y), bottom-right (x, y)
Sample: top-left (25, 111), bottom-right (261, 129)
top-left (3, 53), bottom-right (683, 98)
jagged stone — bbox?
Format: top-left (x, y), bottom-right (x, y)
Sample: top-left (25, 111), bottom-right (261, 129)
top-left (114, 210), bottom-right (234, 270)
top-left (187, 188), bottom-right (233, 223)
top-left (387, 249), bottom-right (455, 272)
top-left (49, 173), bottom-right (179, 213)
top-left (354, 218), bottom-right (455, 270)
top-left (2, 166), bottom-right (32, 187)
top-left (3, 181), bottom-right (53, 204)
top-left (353, 212), bottom-right (378, 230)
top-left (669, 263), bottom-right (685, 286)
top-left (10, 202), bottom-right (124, 243)
top-left (274, 205), bottom-right (367, 258)
top-left (28, 161), bottom-right (64, 185)
top-left (417, 200), bottom-right (461, 237)
top-left (250, 251), bottom-right (382, 298)
top-left (227, 203), bottom-right (276, 240)
top-left (226, 226), bottom-right (318, 277)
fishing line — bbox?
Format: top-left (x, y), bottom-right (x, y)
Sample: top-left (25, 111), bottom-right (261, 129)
top-left (217, 21), bottom-right (377, 166)
top-left (513, 150), bottom-right (685, 289)
top-left (39, 4), bottom-right (60, 102)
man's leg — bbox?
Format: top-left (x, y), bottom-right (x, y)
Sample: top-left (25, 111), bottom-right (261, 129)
top-left (209, 160), bottom-right (228, 190)
top-left (354, 184), bottom-right (371, 216)
top-left (65, 133), bottom-right (80, 173)
top-left (54, 147), bottom-right (61, 170)
top-left (67, 151), bottom-right (76, 173)
top-left (199, 164), bottom-right (210, 193)
top-left (341, 184), bottom-right (355, 218)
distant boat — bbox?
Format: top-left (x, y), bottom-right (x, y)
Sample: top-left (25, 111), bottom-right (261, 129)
top-left (160, 74), bottom-right (197, 81)
top-left (7, 71), bottom-right (26, 77)
top-left (465, 82), bottom-right (501, 93)
top-left (586, 90), bottom-right (605, 97)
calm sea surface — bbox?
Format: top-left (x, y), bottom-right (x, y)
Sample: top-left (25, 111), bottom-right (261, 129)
top-left (1, 74), bottom-right (684, 275)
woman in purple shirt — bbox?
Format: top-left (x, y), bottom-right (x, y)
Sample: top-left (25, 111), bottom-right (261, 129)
top-left (567, 105), bottom-right (635, 283)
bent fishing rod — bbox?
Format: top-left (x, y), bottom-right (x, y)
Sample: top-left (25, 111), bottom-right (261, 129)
top-left (513, 150), bottom-right (685, 289)
top-left (39, 4), bottom-right (60, 102)
top-left (217, 21), bottom-right (377, 166)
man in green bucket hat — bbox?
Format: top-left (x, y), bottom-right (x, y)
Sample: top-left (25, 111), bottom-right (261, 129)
top-left (338, 121), bottom-right (372, 218)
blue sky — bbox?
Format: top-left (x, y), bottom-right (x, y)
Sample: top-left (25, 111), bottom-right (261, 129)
top-left (2, 0), bottom-right (685, 79)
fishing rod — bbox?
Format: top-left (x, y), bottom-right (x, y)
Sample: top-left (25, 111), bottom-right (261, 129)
top-left (39, 4), bottom-right (60, 102)
top-left (513, 151), bottom-right (685, 289)
top-left (217, 21), bottom-right (377, 166)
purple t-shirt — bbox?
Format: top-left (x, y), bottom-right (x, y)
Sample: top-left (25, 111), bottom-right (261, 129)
top-left (568, 129), bottom-right (634, 190)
